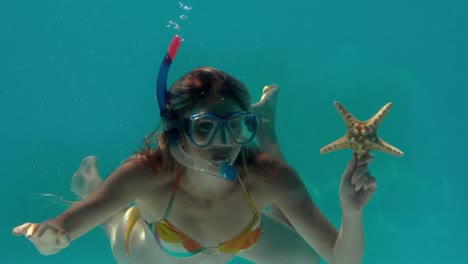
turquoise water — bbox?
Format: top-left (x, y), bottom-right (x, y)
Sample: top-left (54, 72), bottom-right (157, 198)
top-left (2, 0), bottom-right (466, 263)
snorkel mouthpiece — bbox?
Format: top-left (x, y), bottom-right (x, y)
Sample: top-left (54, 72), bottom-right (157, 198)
top-left (220, 164), bottom-right (237, 181)
top-left (156, 35), bottom-right (237, 181)
top-left (168, 143), bottom-right (237, 181)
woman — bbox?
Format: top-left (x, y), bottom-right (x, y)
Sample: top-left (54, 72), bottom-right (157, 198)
top-left (13, 66), bottom-right (376, 264)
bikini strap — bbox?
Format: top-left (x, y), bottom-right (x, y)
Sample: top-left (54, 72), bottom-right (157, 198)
top-left (162, 170), bottom-right (257, 218)
top-left (162, 169), bottom-right (183, 220)
top-left (237, 176), bottom-right (258, 213)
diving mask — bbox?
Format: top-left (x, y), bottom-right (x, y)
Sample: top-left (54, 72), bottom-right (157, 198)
top-left (185, 111), bottom-right (257, 148)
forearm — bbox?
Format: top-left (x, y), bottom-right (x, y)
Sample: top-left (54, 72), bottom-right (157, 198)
top-left (331, 212), bottom-right (364, 264)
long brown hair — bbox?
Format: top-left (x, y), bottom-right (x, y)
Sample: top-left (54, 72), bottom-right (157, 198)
top-left (132, 66), bottom-right (258, 175)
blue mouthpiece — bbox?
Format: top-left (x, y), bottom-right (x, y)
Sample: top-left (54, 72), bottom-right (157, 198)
top-left (220, 165), bottom-right (237, 181)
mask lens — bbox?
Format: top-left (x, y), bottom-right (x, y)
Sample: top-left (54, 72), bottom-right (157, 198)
top-left (228, 113), bottom-right (256, 144)
top-left (191, 116), bottom-right (219, 147)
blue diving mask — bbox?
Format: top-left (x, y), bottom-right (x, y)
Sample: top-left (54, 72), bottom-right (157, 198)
top-left (185, 111), bottom-right (257, 148)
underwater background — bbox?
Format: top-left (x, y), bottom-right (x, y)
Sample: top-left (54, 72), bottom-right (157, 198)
top-left (2, 0), bottom-right (466, 263)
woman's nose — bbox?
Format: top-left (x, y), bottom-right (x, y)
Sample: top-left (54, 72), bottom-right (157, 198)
top-left (212, 126), bottom-right (232, 147)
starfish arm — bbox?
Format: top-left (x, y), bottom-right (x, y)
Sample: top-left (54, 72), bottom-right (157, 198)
top-left (320, 135), bottom-right (350, 154)
top-left (367, 103), bottom-right (392, 130)
top-left (370, 138), bottom-right (404, 157)
top-left (334, 101), bottom-right (359, 128)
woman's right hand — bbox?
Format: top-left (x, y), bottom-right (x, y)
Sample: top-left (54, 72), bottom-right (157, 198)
top-left (251, 84), bottom-right (285, 161)
top-left (13, 222), bottom-right (70, 255)
top-left (251, 84), bottom-right (279, 126)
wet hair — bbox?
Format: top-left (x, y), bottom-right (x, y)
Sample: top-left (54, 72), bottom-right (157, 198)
top-left (169, 66), bottom-right (251, 117)
top-left (132, 66), bottom-right (258, 175)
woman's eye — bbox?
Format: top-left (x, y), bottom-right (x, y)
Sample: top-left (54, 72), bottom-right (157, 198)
top-left (198, 122), bottom-right (214, 131)
top-left (230, 122), bottom-right (240, 131)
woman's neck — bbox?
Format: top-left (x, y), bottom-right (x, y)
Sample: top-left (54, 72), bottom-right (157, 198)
top-left (178, 167), bottom-right (238, 202)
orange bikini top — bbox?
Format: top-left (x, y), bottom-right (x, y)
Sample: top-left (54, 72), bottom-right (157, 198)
top-left (149, 170), bottom-right (263, 257)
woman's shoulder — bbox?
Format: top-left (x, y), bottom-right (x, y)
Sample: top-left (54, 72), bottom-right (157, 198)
top-left (248, 152), bottom-right (307, 204)
top-left (120, 150), bottom-right (173, 185)
top-left (250, 152), bottom-right (296, 180)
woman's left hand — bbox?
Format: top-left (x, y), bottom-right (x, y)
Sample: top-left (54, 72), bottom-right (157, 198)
top-left (339, 153), bottom-right (377, 214)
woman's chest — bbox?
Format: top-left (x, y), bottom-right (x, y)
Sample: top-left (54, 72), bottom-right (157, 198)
top-left (137, 179), bottom-right (267, 246)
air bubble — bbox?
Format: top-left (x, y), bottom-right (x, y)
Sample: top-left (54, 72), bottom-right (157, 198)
top-left (167, 20), bottom-right (181, 30)
top-left (178, 2), bottom-right (192, 10)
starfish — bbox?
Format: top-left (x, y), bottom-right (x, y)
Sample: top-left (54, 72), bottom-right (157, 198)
top-left (320, 101), bottom-right (404, 158)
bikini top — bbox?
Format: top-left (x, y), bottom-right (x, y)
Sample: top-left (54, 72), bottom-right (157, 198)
top-left (147, 169), bottom-right (263, 258)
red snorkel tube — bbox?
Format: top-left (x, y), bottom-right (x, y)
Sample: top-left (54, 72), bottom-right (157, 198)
top-left (157, 35), bottom-right (183, 119)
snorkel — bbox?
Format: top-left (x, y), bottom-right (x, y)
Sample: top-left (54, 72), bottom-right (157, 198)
top-left (157, 35), bottom-right (237, 181)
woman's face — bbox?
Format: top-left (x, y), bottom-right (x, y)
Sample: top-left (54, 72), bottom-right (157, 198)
top-left (182, 95), bottom-right (244, 165)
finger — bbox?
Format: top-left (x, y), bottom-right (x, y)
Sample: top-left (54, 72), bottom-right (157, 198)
top-left (351, 166), bottom-right (367, 184)
top-left (260, 85), bottom-right (278, 103)
top-left (254, 86), bottom-right (272, 105)
top-left (26, 223), bottom-right (40, 238)
top-left (57, 230), bottom-right (71, 248)
top-left (358, 153), bottom-right (374, 166)
top-left (363, 176), bottom-right (377, 192)
top-left (37, 223), bottom-right (63, 238)
top-left (342, 153), bottom-right (358, 181)
top-left (262, 84), bottom-right (278, 96)
top-left (251, 101), bottom-right (261, 109)
top-left (35, 223), bottom-right (53, 238)
top-left (13, 223), bottom-right (33, 236)
top-left (354, 174), bottom-right (368, 192)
